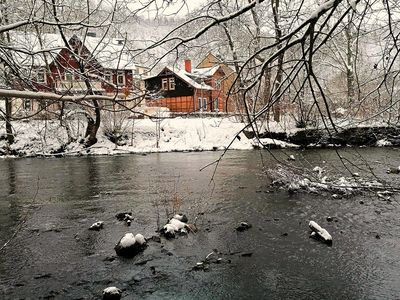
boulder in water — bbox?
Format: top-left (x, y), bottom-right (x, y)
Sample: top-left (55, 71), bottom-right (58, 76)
top-left (236, 222), bottom-right (252, 232)
top-left (114, 233), bottom-right (147, 257)
top-left (309, 221), bottom-right (332, 245)
top-left (103, 287), bottom-right (122, 300)
top-left (89, 221), bottom-right (104, 231)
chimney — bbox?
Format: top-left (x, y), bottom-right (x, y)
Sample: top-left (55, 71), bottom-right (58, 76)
top-left (184, 59), bottom-right (192, 73)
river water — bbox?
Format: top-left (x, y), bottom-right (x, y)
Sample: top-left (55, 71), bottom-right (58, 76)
top-left (0, 149), bottom-right (400, 299)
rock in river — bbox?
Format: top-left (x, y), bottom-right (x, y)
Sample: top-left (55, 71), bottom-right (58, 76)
top-left (114, 233), bottom-right (147, 257)
top-left (89, 221), bottom-right (104, 231)
top-left (236, 222), bottom-right (252, 232)
top-left (103, 286), bottom-right (122, 300)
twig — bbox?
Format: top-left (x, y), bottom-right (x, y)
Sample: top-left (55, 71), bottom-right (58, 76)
top-left (0, 176), bottom-right (40, 252)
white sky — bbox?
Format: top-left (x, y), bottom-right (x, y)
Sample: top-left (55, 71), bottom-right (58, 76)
top-left (126, 0), bottom-right (207, 18)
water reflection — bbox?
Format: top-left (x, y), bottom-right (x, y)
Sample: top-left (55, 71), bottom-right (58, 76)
top-left (6, 159), bottom-right (16, 195)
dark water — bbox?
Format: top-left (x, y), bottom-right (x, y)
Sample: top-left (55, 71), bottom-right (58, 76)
top-left (1, 149), bottom-right (400, 299)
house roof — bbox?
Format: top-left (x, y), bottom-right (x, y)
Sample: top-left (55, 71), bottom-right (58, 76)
top-left (196, 52), bottom-right (222, 68)
top-left (7, 31), bottom-right (138, 71)
top-left (196, 52), bottom-right (236, 77)
top-left (146, 66), bottom-right (213, 90)
top-left (191, 65), bottom-right (221, 78)
top-left (80, 36), bottom-right (136, 70)
top-left (7, 32), bottom-right (64, 67)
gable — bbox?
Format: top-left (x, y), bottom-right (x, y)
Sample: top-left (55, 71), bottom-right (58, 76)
top-left (196, 53), bottom-right (221, 69)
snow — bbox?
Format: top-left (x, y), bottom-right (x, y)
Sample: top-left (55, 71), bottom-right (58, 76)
top-left (309, 221), bottom-right (332, 242)
top-left (119, 233), bottom-right (136, 248)
top-left (376, 139), bottom-right (392, 147)
top-left (145, 66), bottom-right (213, 90)
top-left (89, 221), bottom-right (104, 230)
top-left (163, 223), bottom-right (177, 234)
top-left (134, 233), bottom-right (146, 245)
top-left (191, 65), bottom-right (221, 78)
top-left (0, 117), bottom-right (297, 157)
top-left (8, 31), bottom-right (137, 71)
top-left (103, 287), bottom-right (121, 295)
top-left (173, 68), bottom-right (213, 90)
top-left (169, 218), bottom-right (186, 230)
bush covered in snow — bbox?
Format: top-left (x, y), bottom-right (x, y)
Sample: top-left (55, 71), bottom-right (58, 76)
top-left (268, 164), bottom-right (386, 197)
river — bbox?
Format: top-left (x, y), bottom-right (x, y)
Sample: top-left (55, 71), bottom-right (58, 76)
top-left (0, 148), bottom-right (400, 299)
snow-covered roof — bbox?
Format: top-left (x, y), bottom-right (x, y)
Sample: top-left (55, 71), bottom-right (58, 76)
top-left (191, 65), bottom-right (220, 78)
top-left (80, 36), bottom-right (136, 70)
top-left (6, 31), bottom-right (137, 71)
top-left (7, 32), bottom-right (64, 67)
top-left (172, 67), bottom-right (213, 90)
top-left (145, 66), bottom-right (213, 90)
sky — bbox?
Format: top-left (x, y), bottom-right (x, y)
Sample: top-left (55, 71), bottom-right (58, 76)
top-left (124, 0), bottom-right (207, 18)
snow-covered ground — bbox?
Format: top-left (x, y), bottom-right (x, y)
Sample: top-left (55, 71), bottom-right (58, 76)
top-left (0, 117), bottom-right (297, 157)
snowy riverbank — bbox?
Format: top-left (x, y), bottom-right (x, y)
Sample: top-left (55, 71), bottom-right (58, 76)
top-left (0, 117), bottom-right (297, 157)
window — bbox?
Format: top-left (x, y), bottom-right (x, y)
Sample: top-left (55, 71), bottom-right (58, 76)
top-left (214, 79), bottom-right (221, 90)
top-left (203, 98), bottom-right (207, 111)
top-left (168, 78), bottom-right (175, 90)
top-left (162, 78), bottom-right (168, 90)
top-left (23, 100), bottom-right (32, 110)
top-left (213, 98), bottom-right (219, 112)
top-left (117, 72), bottom-right (125, 85)
top-left (198, 97), bottom-right (208, 112)
top-left (64, 70), bottom-right (73, 81)
top-left (36, 69), bottom-right (46, 83)
top-left (105, 72), bottom-right (112, 83)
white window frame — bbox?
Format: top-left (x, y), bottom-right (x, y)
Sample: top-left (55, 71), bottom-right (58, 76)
top-left (64, 70), bottom-right (73, 81)
top-left (168, 77), bottom-right (175, 90)
top-left (23, 99), bottom-right (32, 110)
top-left (198, 97), bottom-right (208, 112)
top-left (162, 78), bottom-right (168, 90)
top-left (117, 72), bottom-right (125, 86)
top-left (36, 69), bottom-right (46, 83)
top-left (198, 97), bottom-right (202, 112)
top-left (104, 71), bottom-right (113, 83)
top-left (214, 79), bottom-right (221, 90)
top-left (213, 98), bottom-right (219, 112)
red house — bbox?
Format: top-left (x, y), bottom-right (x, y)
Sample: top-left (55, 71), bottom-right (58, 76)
top-left (8, 32), bottom-right (148, 113)
top-left (145, 59), bottom-right (231, 113)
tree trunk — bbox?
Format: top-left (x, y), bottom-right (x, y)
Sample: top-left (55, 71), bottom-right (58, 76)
top-left (1, 0), bottom-right (13, 145)
top-left (84, 99), bottom-right (101, 147)
top-left (5, 97), bottom-right (13, 144)
top-left (272, 0), bottom-right (284, 123)
top-left (345, 14), bottom-right (355, 104)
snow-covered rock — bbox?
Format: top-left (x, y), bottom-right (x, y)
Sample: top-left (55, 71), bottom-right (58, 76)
top-left (89, 221), bottom-right (104, 231)
top-left (376, 139), bottom-right (392, 147)
top-left (309, 221), bottom-right (332, 244)
top-left (236, 222), bottom-right (252, 232)
top-left (161, 223), bottom-right (177, 239)
top-left (169, 218), bottom-right (186, 231)
top-left (114, 232), bottom-right (147, 257)
top-left (173, 213), bottom-right (188, 223)
top-left (134, 233), bottom-right (146, 245)
top-left (103, 286), bottom-right (122, 300)
top-left (160, 214), bottom-right (193, 238)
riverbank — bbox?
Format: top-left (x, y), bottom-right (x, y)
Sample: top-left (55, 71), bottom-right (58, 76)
top-left (0, 117), bottom-right (397, 158)
top-left (0, 117), bottom-right (297, 158)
